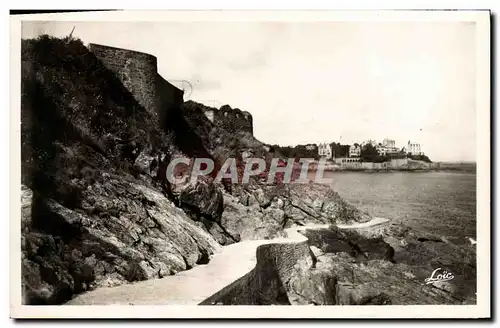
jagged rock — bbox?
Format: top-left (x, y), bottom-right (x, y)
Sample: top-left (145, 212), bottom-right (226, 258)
top-left (270, 197), bottom-right (285, 209)
top-left (283, 199), bottom-right (326, 226)
top-left (303, 227), bottom-right (396, 263)
top-left (311, 198), bottom-right (324, 211)
top-left (288, 259), bottom-right (337, 305)
top-left (21, 183), bottom-right (220, 305)
top-left (262, 207), bottom-right (286, 226)
top-left (247, 194), bottom-right (259, 208)
top-left (133, 150), bottom-right (157, 176)
top-left (290, 197), bottom-right (322, 219)
top-left (22, 235), bottom-right (75, 305)
top-left (200, 217), bottom-right (236, 246)
top-left (335, 283), bottom-right (392, 305)
top-left (310, 246), bottom-right (324, 258)
top-left (238, 193), bottom-right (249, 206)
top-left (254, 188), bottom-right (271, 208)
top-left (238, 191), bottom-right (259, 208)
top-left (177, 180), bottom-right (224, 222)
top-left (219, 194), bottom-right (283, 241)
top-left (283, 184), bottom-right (372, 225)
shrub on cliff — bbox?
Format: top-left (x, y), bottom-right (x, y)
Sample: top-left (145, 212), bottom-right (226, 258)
top-left (407, 154), bottom-right (432, 163)
top-left (270, 144), bottom-right (320, 161)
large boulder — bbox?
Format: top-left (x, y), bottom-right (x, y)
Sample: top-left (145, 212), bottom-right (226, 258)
top-left (287, 258), bottom-right (337, 305)
top-left (177, 179), bottom-right (224, 223)
top-left (286, 184), bottom-right (372, 225)
top-left (219, 194), bottom-right (285, 241)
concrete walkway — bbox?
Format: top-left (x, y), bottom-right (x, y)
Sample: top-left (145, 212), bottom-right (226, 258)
top-left (65, 218), bottom-right (389, 305)
top-left (336, 217), bottom-right (389, 229)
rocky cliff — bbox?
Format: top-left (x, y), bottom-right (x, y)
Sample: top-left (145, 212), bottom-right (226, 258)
top-left (21, 36), bottom-right (221, 304)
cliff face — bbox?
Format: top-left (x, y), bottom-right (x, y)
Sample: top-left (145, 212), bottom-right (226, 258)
top-left (20, 36), bottom-right (220, 305)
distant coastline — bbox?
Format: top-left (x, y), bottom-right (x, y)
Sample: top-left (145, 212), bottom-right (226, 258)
top-left (324, 167), bottom-right (476, 173)
top-left (307, 161), bottom-right (476, 174)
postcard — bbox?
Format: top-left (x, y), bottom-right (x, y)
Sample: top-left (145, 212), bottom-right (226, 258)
top-left (10, 9), bottom-right (490, 319)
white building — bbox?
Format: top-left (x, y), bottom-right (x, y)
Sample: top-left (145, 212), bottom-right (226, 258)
top-left (349, 144), bottom-right (361, 157)
top-left (305, 144), bottom-right (316, 151)
top-left (407, 140), bottom-right (422, 155)
top-left (335, 157), bottom-right (361, 168)
top-left (382, 138), bottom-right (396, 148)
top-left (376, 144), bottom-right (387, 156)
top-left (318, 143), bottom-right (332, 159)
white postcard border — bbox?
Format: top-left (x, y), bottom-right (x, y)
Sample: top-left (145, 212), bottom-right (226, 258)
top-left (9, 9), bottom-right (491, 319)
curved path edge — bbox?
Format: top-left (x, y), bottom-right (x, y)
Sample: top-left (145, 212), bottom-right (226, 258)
top-left (199, 217), bottom-right (389, 305)
top-left (66, 217), bottom-right (389, 305)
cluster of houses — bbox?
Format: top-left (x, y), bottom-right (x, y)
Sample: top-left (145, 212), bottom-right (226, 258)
top-left (315, 139), bottom-right (423, 160)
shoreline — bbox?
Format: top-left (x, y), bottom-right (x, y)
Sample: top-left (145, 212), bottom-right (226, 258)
top-left (309, 168), bottom-right (476, 174)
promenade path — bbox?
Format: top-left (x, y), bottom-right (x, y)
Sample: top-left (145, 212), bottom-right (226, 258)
top-left (66, 218), bottom-right (389, 305)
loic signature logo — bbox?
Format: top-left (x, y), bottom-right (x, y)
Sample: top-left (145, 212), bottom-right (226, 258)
top-left (424, 268), bottom-right (455, 284)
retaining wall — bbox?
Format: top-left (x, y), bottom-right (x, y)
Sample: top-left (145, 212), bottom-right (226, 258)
top-left (199, 227), bottom-right (317, 305)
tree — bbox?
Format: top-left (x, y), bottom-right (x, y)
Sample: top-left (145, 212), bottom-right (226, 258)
top-left (271, 144), bottom-right (319, 160)
top-left (408, 154), bottom-right (432, 163)
top-left (360, 143), bottom-right (379, 162)
top-left (330, 142), bottom-right (350, 158)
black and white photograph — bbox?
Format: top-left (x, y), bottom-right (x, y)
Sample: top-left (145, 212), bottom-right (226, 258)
top-left (9, 9), bottom-right (490, 319)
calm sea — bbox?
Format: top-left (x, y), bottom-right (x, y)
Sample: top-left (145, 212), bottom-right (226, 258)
top-left (325, 171), bottom-right (477, 244)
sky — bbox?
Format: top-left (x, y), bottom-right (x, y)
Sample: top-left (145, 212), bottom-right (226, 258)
top-left (21, 20), bottom-right (477, 162)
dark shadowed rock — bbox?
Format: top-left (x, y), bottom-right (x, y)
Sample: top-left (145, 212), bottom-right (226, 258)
top-left (199, 217), bottom-right (236, 246)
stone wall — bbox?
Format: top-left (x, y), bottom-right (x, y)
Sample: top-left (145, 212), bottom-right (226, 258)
top-left (88, 43), bottom-right (183, 125)
top-left (389, 158), bottom-right (409, 168)
top-left (88, 43), bottom-right (159, 118)
top-left (156, 74), bottom-right (184, 128)
top-left (199, 228), bottom-right (315, 305)
top-left (203, 104), bottom-right (253, 134)
top-left (88, 43), bottom-right (252, 136)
